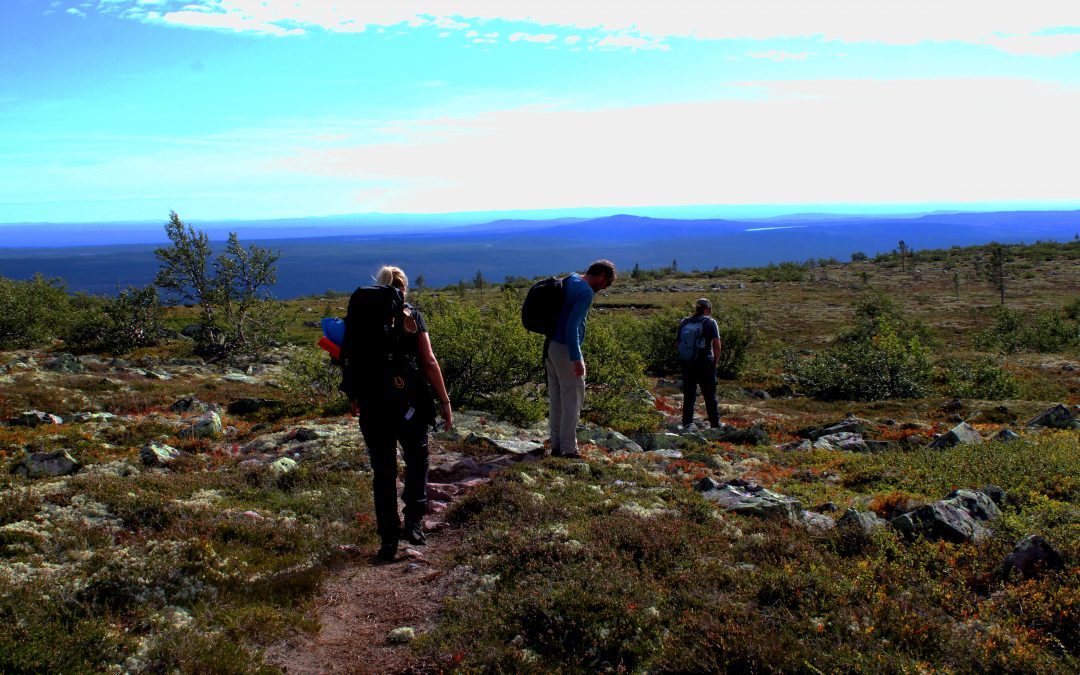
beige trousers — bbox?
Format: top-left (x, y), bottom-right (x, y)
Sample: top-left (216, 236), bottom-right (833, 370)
top-left (545, 340), bottom-right (585, 454)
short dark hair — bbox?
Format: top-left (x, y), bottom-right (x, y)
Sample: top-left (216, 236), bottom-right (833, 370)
top-left (586, 259), bottom-right (617, 283)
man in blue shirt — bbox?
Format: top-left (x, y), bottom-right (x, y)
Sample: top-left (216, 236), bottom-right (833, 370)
top-left (546, 259), bottom-right (617, 458)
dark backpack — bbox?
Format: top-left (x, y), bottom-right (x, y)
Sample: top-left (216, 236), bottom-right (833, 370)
top-left (521, 276), bottom-right (567, 337)
top-left (677, 316), bottom-right (707, 362)
top-left (339, 285), bottom-right (435, 425)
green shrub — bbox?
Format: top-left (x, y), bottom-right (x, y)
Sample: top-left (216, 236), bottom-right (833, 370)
top-left (63, 286), bottom-right (163, 355)
top-left (0, 274), bottom-right (71, 349)
top-left (279, 345), bottom-right (346, 408)
top-left (582, 315), bottom-right (661, 433)
top-left (613, 305), bottom-right (757, 378)
top-left (785, 293), bottom-right (933, 401)
top-left (974, 305), bottom-right (1080, 354)
top-left (422, 290), bottom-right (544, 412)
top-left (935, 356), bottom-right (1019, 399)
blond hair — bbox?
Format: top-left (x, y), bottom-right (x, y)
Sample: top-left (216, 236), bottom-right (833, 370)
top-left (376, 265), bottom-right (408, 292)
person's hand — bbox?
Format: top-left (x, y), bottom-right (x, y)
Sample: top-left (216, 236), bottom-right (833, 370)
top-left (440, 401), bottom-right (453, 431)
top-left (573, 360), bottom-right (586, 378)
top-left (350, 400), bottom-right (360, 417)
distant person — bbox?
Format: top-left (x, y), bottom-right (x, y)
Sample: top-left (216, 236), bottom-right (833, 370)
top-left (343, 265), bottom-right (453, 562)
top-left (676, 298), bottom-right (722, 429)
top-left (546, 259), bottom-right (617, 458)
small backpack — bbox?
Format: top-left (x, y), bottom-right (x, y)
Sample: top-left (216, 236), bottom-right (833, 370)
top-left (521, 276), bottom-right (567, 337)
top-left (677, 316), bottom-right (706, 362)
top-left (338, 285), bottom-right (435, 425)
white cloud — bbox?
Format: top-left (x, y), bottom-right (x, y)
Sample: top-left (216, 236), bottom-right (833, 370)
top-left (596, 34), bottom-right (667, 50)
top-left (509, 32), bottom-right (557, 43)
top-left (267, 77), bottom-right (1080, 212)
top-left (66, 7), bottom-right (86, 17)
top-left (747, 50), bottom-right (811, 61)
top-left (77, 1), bottom-right (1080, 54)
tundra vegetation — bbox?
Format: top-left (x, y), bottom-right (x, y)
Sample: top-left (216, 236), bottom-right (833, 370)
top-left (0, 229), bottom-right (1078, 672)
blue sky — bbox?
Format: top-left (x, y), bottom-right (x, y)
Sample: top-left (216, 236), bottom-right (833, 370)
top-left (2, 0), bottom-right (1079, 224)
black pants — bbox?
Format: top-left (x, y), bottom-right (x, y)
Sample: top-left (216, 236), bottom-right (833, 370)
top-left (358, 414), bottom-right (429, 545)
top-left (681, 360), bottom-right (719, 427)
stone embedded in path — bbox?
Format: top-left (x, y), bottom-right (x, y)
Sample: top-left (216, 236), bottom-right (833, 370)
top-left (928, 422), bottom-right (983, 450)
top-left (13, 449), bottom-right (82, 478)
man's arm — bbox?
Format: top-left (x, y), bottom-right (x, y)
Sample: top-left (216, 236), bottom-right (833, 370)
top-left (563, 283), bottom-right (592, 363)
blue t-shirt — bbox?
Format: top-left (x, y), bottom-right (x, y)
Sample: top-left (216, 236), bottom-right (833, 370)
top-left (551, 273), bottom-right (594, 361)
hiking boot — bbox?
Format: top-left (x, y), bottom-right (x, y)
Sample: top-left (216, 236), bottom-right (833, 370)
top-left (402, 521), bottom-right (426, 545)
top-left (376, 541), bottom-right (398, 562)
top-left (560, 451), bottom-right (582, 459)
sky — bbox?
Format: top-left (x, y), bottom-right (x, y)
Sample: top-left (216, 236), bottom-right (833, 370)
top-left (2, 1), bottom-right (1080, 225)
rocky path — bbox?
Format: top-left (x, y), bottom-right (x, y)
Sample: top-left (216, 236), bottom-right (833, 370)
top-left (264, 525), bottom-right (460, 675)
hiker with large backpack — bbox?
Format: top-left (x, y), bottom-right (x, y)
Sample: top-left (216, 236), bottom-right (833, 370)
top-left (539, 259), bottom-right (616, 458)
top-left (340, 265), bottom-right (453, 562)
top-left (676, 298), bottom-right (722, 429)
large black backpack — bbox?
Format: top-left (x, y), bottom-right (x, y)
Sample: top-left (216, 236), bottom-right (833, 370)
top-left (521, 276), bottom-right (567, 337)
top-left (339, 285), bottom-right (435, 425)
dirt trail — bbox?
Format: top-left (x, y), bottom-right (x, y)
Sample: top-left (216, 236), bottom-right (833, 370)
top-left (265, 524), bottom-right (460, 674)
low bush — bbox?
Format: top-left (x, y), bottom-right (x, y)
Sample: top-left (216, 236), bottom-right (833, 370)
top-left (935, 355), bottom-right (1020, 400)
top-left (63, 285), bottom-right (164, 355)
top-left (0, 273), bottom-right (70, 349)
top-left (785, 293), bottom-right (934, 401)
top-left (613, 305), bottom-right (757, 378)
top-left (974, 304), bottom-right (1080, 354)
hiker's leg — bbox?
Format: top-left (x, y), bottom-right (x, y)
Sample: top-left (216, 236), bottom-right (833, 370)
top-left (548, 341), bottom-right (584, 454)
top-left (545, 347), bottom-right (563, 453)
top-left (700, 362), bottom-right (720, 427)
top-left (399, 419), bottom-right (429, 525)
top-left (359, 416), bottom-right (401, 545)
top-left (680, 361), bottom-right (697, 426)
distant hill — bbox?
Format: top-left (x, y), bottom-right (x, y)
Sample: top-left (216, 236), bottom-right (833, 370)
top-left (1, 210), bottom-right (1077, 298)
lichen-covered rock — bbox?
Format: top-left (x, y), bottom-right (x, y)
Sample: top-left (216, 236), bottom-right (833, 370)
top-left (169, 396), bottom-right (211, 414)
top-left (12, 410), bottom-right (63, 427)
top-left (1025, 404), bottom-right (1078, 430)
top-left (140, 441), bottom-right (183, 467)
top-left (43, 353), bottom-right (85, 374)
top-left (270, 457), bottom-right (298, 476)
top-left (179, 411), bottom-right (223, 439)
top-left (837, 508), bottom-right (886, 532)
top-left (890, 489), bottom-right (1000, 543)
top-left (1002, 535), bottom-right (1064, 579)
top-left (806, 419), bottom-right (865, 441)
top-left (928, 422), bottom-right (982, 449)
top-left (388, 627), bottom-right (415, 643)
top-left (13, 450), bottom-right (81, 478)
top-left (696, 478), bottom-right (804, 524)
top-left (994, 428), bottom-right (1021, 442)
top-left (227, 398), bottom-right (283, 415)
top-left (700, 424), bottom-right (770, 446)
